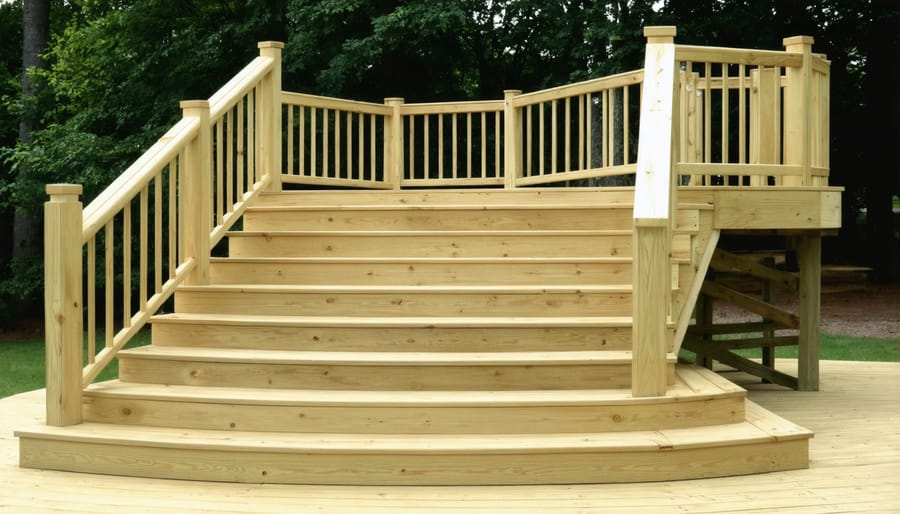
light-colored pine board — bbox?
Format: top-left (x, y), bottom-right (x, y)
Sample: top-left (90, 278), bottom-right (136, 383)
top-left (81, 380), bottom-right (742, 434)
top-left (149, 313), bottom-right (636, 351)
top-left (17, 433), bottom-right (806, 485)
top-left (207, 258), bottom-right (636, 286)
top-left (250, 187), bottom-right (634, 206)
top-left (3, 361), bottom-right (891, 514)
top-left (242, 205), bottom-right (638, 231)
top-left (173, 285), bottom-right (635, 317)
top-left (117, 347), bottom-right (676, 390)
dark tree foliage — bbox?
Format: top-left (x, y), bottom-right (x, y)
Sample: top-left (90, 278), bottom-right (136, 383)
top-left (0, 0), bottom-right (897, 323)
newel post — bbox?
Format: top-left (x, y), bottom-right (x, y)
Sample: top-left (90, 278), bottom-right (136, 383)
top-left (503, 89), bottom-right (522, 189)
top-left (783, 35), bottom-right (814, 186)
top-left (384, 97), bottom-right (404, 189)
top-left (632, 26), bottom-right (678, 398)
top-left (180, 100), bottom-right (212, 286)
top-left (44, 184), bottom-right (84, 426)
top-left (258, 41), bottom-right (284, 192)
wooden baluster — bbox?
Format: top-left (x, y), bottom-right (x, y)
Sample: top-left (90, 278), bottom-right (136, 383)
top-left (44, 184), bottom-right (84, 426)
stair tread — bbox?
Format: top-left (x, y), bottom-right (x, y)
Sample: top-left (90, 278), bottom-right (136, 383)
top-left (210, 256), bottom-right (634, 264)
top-left (119, 346), bottom-right (675, 365)
top-left (246, 203), bottom-right (636, 211)
top-left (85, 373), bottom-right (740, 406)
top-left (151, 312), bottom-right (636, 327)
top-left (16, 403), bottom-right (810, 453)
top-left (229, 229), bottom-right (637, 236)
top-left (176, 284), bottom-right (634, 293)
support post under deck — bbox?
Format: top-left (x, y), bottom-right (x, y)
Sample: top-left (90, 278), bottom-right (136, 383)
top-left (797, 235), bottom-right (821, 391)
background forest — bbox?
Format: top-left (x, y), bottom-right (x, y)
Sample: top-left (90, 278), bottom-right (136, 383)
top-left (0, 0), bottom-right (898, 326)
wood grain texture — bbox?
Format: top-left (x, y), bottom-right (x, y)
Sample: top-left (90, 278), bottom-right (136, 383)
top-left (8, 361), bottom-right (895, 511)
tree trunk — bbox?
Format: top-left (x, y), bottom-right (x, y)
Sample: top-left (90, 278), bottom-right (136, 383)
top-left (13, 0), bottom-right (50, 261)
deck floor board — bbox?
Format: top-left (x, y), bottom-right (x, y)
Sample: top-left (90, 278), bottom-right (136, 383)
top-left (2, 360), bottom-right (898, 513)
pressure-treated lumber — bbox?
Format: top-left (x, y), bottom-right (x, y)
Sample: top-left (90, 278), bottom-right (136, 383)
top-left (174, 284), bottom-right (635, 317)
top-left (43, 185), bottom-right (84, 427)
top-left (150, 313), bottom-right (638, 351)
top-left (17, 400), bottom-right (809, 485)
top-left (12, 361), bottom-right (897, 512)
top-left (83, 366), bottom-right (742, 434)
top-left (797, 235), bottom-right (821, 391)
top-left (207, 257), bottom-right (639, 286)
top-left (116, 346), bottom-right (675, 390)
top-left (226, 230), bottom-right (693, 259)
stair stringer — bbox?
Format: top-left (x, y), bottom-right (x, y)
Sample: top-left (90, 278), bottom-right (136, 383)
top-left (672, 208), bottom-right (720, 354)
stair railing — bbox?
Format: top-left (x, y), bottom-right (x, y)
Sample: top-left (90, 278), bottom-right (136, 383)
top-left (631, 27), bottom-right (679, 398)
top-left (43, 42), bottom-right (283, 426)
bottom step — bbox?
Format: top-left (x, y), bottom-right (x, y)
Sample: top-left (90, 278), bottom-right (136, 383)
top-left (17, 402), bottom-right (810, 485)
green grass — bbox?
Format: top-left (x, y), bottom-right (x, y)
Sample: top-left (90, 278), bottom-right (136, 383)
top-left (679, 332), bottom-right (900, 365)
top-left (0, 330), bottom-right (151, 399)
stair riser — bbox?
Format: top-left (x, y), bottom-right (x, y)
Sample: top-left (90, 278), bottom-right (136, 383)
top-left (228, 233), bottom-right (634, 259)
top-left (174, 290), bottom-right (633, 317)
top-left (255, 189), bottom-right (637, 206)
top-left (208, 261), bottom-right (633, 286)
top-left (243, 208), bottom-right (636, 231)
top-left (151, 323), bottom-right (634, 351)
top-left (227, 233), bottom-right (693, 260)
top-left (118, 358), bottom-right (671, 390)
top-left (82, 395), bottom-right (745, 434)
top-left (19, 437), bottom-right (809, 485)
top-left (242, 208), bottom-right (701, 233)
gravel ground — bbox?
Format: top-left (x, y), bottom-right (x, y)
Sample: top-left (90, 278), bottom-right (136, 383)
top-left (713, 282), bottom-right (900, 340)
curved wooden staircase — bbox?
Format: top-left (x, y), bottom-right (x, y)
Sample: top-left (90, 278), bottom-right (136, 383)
top-left (17, 188), bottom-right (812, 485)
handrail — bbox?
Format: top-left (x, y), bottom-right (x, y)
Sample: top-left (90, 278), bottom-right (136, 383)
top-left (82, 118), bottom-right (200, 242)
top-left (512, 70), bottom-right (643, 107)
top-left (675, 44), bottom-right (803, 67)
top-left (209, 56), bottom-right (274, 120)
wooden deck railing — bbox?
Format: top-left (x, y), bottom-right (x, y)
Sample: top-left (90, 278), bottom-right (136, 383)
top-left (44, 28), bottom-right (829, 423)
top-left (674, 37), bottom-right (830, 187)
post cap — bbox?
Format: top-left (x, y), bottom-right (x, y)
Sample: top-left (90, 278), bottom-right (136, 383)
top-left (258, 41), bottom-right (285, 49)
top-left (384, 97), bottom-right (405, 104)
top-left (783, 35), bottom-right (814, 48)
top-left (180, 100), bottom-right (210, 110)
top-left (503, 89), bottom-right (523, 95)
top-left (46, 184), bottom-right (82, 197)
top-left (644, 26), bottom-right (677, 41)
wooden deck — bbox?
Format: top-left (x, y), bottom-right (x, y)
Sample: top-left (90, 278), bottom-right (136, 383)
top-left (2, 360), bottom-right (897, 513)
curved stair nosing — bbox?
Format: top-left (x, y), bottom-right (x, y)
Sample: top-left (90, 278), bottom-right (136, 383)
top-left (16, 401), bottom-right (811, 485)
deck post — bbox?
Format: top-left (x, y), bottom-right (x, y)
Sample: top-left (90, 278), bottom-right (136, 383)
top-left (180, 100), bottom-right (212, 286)
top-left (632, 26), bottom-right (678, 398)
top-left (384, 98), bottom-right (405, 189)
top-left (44, 184), bottom-right (84, 426)
top-left (503, 90), bottom-right (522, 188)
top-left (797, 235), bottom-right (821, 391)
top-left (782, 36), bottom-right (814, 186)
top-left (258, 42), bottom-right (284, 192)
